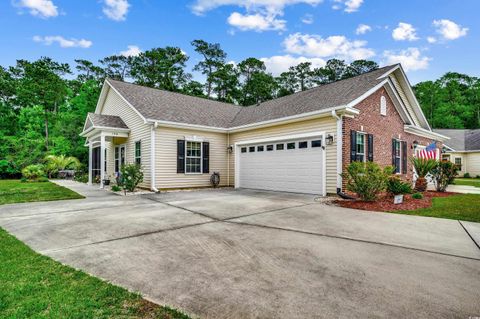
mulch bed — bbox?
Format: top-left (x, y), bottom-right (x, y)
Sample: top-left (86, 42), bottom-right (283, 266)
top-left (334, 191), bottom-right (457, 212)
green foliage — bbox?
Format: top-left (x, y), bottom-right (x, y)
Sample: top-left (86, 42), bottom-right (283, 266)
top-left (341, 162), bottom-right (394, 201)
top-left (411, 157), bottom-right (438, 177)
top-left (412, 193), bottom-right (424, 199)
top-left (119, 164), bottom-right (144, 192)
top-left (431, 161), bottom-right (459, 192)
top-left (0, 160), bottom-right (20, 179)
top-left (463, 172), bottom-right (471, 178)
top-left (44, 154), bottom-right (80, 178)
top-left (21, 164), bottom-right (45, 181)
top-left (386, 176), bottom-right (413, 195)
top-left (74, 173), bottom-right (89, 183)
top-left (37, 176), bottom-right (49, 183)
top-left (111, 185), bottom-right (121, 192)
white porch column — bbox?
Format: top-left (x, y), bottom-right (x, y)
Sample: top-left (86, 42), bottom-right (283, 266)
top-left (100, 134), bottom-right (105, 188)
top-left (88, 142), bottom-right (93, 185)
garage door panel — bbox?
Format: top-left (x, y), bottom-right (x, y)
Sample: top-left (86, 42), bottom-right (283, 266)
top-left (238, 137), bottom-right (324, 194)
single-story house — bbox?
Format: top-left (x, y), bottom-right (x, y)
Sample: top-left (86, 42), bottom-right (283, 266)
top-left (80, 63), bottom-right (448, 195)
top-left (434, 129), bottom-right (480, 177)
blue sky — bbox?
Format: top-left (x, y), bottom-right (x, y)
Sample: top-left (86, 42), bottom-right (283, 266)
top-left (1, 0), bottom-right (478, 83)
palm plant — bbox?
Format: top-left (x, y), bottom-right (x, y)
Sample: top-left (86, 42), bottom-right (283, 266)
top-left (44, 155), bottom-right (81, 178)
top-left (411, 157), bottom-right (437, 192)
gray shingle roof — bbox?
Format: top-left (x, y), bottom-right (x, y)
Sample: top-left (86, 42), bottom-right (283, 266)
top-left (88, 113), bottom-right (129, 129)
top-left (433, 129), bottom-right (480, 151)
top-left (106, 64), bottom-right (398, 129)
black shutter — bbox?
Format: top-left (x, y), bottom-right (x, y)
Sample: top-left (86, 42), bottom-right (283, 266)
top-left (350, 130), bottom-right (357, 162)
top-left (367, 134), bottom-right (374, 162)
top-left (401, 141), bottom-right (407, 174)
top-left (202, 142), bottom-right (209, 174)
top-left (392, 139), bottom-right (396, 167)
top-left (177, 140), bottom-right (185, 173)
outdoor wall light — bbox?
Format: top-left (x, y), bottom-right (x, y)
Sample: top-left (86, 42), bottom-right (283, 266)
top-left (326, 134), bottom-right (334, 145)
top-left (412, 140), bottom-right (419, 149)
top-left (227, 145), bottom-right (233, 153)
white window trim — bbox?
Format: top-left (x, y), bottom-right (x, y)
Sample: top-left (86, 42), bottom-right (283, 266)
top-left (134, 140), bottom-right (142, 165)
top-left (356, 132), bottom-right (366, 162)
top-left (380, 95), bottom-right (387, 116)
top-left (185, 140), bottom-right (203, 175)
top-left (394, 139), bottom-right (402, 174)
top-left (114, 144), bottom-right (126, 173)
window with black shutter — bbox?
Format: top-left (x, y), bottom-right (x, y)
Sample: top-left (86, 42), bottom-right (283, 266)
top-left (401, 141), bottom-right (407, 174)
top-left (202, 142), bottom-right (209, 173)
top-left (367, 134), bottom-right (374, 162)
top-left (350, 130), bottom-right (357, 162)
top-left (177, 140), bottom-right (185, 173)
top-left (392, 139), bottom-right (401, 173)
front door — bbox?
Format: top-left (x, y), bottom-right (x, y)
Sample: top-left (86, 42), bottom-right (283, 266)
top-left (115, 145), bottom-right (126, 173)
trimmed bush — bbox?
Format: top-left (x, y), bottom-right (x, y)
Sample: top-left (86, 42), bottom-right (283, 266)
top-left (341, 162), bottom-right (393, 201)
top-left (119, 164), bottom-right (144, 193)
top-left (37, 176), bottom-right (49, 183)
top-left (387, 176), bottom-right (412, 195)
top-left (21, 164), bottom-right (46, 181)
top-left (431, 161), bottom-right (459, 192)
top-left (463, 172), bottom-right (471, 178)
top-left (111, 185), bottom-right (121, 192)
top-left (412, 193), bottom-right (423, 200)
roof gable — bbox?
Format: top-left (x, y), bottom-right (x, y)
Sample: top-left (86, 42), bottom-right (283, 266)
top-left (434, 129), bottom-right (480, 151)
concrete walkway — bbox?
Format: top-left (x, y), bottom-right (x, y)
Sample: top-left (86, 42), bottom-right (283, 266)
top-left (446, 184), bottom-right (480, 194)
top-left (1, 181), bottom-right (479, 318)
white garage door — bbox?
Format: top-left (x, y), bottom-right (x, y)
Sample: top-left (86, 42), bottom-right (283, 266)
top-left (238, 136), bottom-right (324, 195)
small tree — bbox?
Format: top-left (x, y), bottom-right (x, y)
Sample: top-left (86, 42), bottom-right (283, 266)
top-left (411, 158), bottom-right (437, 192)
top-left (431, 161), bottom-right (459, 192)
top-left (341, 162), bottom-right (393, 201)
top-left (119, 164), bottom-right (144, 193)
top-left (44, 155), bottom-right (80, 178)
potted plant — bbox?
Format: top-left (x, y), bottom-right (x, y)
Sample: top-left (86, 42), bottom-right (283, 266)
top-left (103, 175), bottom-right (111, 186)
top-left (411, 157), bottom-right (437, 192)
top-left (386, 175), bottom-right (412, 204)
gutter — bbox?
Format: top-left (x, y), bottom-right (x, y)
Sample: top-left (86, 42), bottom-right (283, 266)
top-left (150, 122), bottom-right (159, 192)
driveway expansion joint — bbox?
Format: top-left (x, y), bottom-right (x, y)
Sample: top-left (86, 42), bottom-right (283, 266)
top-left (458, 220), bottom-right (480, 250)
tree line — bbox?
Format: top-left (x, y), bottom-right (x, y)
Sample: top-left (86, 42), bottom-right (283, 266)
top-left (0, 38), bottom-right (478, 177)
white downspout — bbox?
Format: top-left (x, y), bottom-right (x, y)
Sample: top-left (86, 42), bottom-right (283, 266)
top-left (88, 140), bottom-right (93, 185)
top-left (100, 134), bottom-right (105, 188)
top-left (332, 110), bottom-right (343, 192)
top-left (150, 122), bottom-right (159, 192)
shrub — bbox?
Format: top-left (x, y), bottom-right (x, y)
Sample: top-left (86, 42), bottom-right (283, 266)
top-left (111, 185), bottom-right (121, 192)
top-left (387, 176), bottom-right (412, 195)
top-left (411, 157), bottom-right (437, 192)
top-left (0, 160), bottom-right (21, 179)
top-left (37, 176), bottom-right (49, 183)
top-left (21, 164), bottom-right (45, 181)
top-left (20, 177), bottom-right (27, 183)
top-left (412, 192), bottom-right (423, 199)
top-left (44, 155), bottom-right (81, 178)
top-left (476, 175), bottom-right (480, 179)
top-left (463, 172), bottom-right (471, 178)
top-left (431, 161), bottom-right (459, 192)
top-left (119, 164), bottom-right (144, 193)
top-left (74, 173), bottom-right (89, 183)
top-left (341, 162), bottom-right (393, 201)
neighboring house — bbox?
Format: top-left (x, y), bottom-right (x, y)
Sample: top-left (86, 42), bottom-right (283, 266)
top-left (433, 129), bottom-right (480, 177)
top-left (80, 64), bottom-right (448, 195)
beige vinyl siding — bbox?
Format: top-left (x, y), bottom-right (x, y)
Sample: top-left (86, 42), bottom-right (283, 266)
top-left (100, 87), bottom-right (151, 188)
top-left (466, 152), bottom-right (480, 176)
top-left (389, 73), bottom-right (422, 127)
top-left (155, 126), bottom-right (229, 189)
top-left (228, 117), bottom-right (338, 194)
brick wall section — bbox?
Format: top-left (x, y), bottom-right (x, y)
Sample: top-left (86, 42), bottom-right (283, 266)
top-left (342, 87), bottom-right (439, 190)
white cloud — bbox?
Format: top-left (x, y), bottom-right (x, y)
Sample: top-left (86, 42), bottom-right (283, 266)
top-left (103, 0), bottom-right (130, 21)
top-left (120, 45), bottom-right (141, 57)
top-left (33, 35), bottom-right (92, 48)
top-left (332, 0), bottom-right (363, 13)
top-left (427, 36), bottom-right (437, 44)
top-left (227, 12), bottom-right (286, 31)
top-left (301, 14), bottom-right (314, 24)
top-left (383, 48), bottom-right (431, 71)
top-left (283, 32), bottom-right (375, 60)
top-left (392, 22), bottom-right (419, 41)
top-left (261, 55), bottom-right (326, 75)
top-left (433, 19), bottom-right (468, 40)
top-left (356, 24), bottom-right (371, 35)
top-left (15, 0), bottom-right (58, 18)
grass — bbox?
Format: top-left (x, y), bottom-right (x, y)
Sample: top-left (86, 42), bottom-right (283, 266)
top-left (392, 193), bottom-right (480, 223)
top-left (454, 178), bottom-right (480, 188)
top-left (0, 180), bottom-right (84, 205)
top-left (0, 227), bottom-right (190, 318)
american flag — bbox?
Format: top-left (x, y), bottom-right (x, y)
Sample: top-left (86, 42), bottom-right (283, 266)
top-left (418, 142), bottom-right (437, 159)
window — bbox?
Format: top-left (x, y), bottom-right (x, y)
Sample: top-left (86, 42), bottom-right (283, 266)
top-left (104, 148), bottom-right (107, 172)
top-left (276, 144), bottom-right (284, 150)
top-left (257, 145), bottom-right (264, 152)
top-left (266, 145), bottom-right (274, 151)
top-left (311, 140), bottom-right (322, 148)
top-left (249, 146), bottom-right (255, 152)
top-left (299, 141), bottom-right (308, 149)
top-left (135, 141), bottom-right (141, 165)
top-left (115, 147), bottom-right (119, 172)
top-left (287, 142), bottom-right (296, 150)
top-left (241, 147), bottom-right (247, 153)
top-left (455, 157), bottom-right (462, 170)
top-left (355, 133), bottom-right (365, 161)
top-left (380, 96), bottom-right (387, 116)
top-left (393, 139), bottom-right (401, 173)
top-left (186, 141), bottom-right (201, 173)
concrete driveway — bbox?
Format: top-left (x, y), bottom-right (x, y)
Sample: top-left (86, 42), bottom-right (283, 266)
top-left (1, 180), bottom-right (479, 319)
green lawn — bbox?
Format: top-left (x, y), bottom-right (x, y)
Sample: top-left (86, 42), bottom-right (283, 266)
top-left (0, 180), bottom-right (84, 205)
top-left (454, 178), bottom-right (480, 188)
top-left (392, 194), bottom-right (480, 223)
top-left (0, 227), bottom-right (190, 318)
